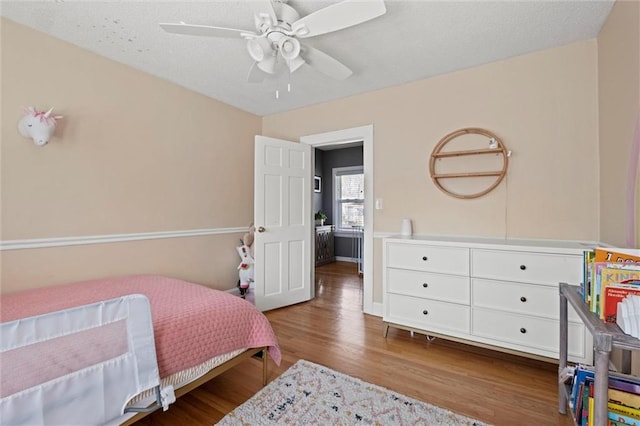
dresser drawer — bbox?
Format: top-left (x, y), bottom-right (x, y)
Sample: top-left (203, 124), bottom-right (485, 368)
top-left (386, 293), bottom-right (470, 334)
top-left (471, 249), bottom-right (582, 285)
top-left (472, 278), bottom-right (580, 322)
top-left (387, 243), bottom-right (469, 275)
top-left (388, 269), bottom-right (470, 304)
top-left (472, 308), bottom-right (586, 359)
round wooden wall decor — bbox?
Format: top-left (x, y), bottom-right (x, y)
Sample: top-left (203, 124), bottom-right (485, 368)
top-left (429, 128), bottom-right (509, 199)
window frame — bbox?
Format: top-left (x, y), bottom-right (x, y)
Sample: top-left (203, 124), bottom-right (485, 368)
top-left (332, 165), bottom-right (364, 232)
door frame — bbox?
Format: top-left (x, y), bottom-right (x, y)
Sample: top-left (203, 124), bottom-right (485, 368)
top-left (300, 125), bottom-right (375, 315)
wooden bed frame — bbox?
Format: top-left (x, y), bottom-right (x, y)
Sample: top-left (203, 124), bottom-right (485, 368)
top-left (121, 346), bottom-right (268, 425)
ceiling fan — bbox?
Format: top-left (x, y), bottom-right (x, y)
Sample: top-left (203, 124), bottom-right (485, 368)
top-left (160, 0), bottom-right (386, 82)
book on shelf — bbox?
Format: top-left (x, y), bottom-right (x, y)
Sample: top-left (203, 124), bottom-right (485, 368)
top-left (575, 380), bottom-right (586, 421)
top-left (605, 283), bottom-right (640, 323)
top-left (571, 365), bottom-right (640, 425)
top-left (572, 365), bottom-right (595, 411)
top-left (585, 380), bottom-right (593, 426)
top-left (572, 376), bottom-right (640, 425)
top-left (598, 264), bottom-right (640, 319)
top-left (591, 262), bottom-right (637, 315)
top-left (609, 388), bottom-right (640, 410)
top-left (609, 401), bottom-right (640, 418)
top-left (608, 408), bottom-right (640, 426)
top-left (584, 250), bottom-right (596, 304)
top-left (594, 248), bottom-right (640, 264)
top-left (571, 365), bottom-right (640, 393)
top-left (583, 249), bottom-right (640, 313)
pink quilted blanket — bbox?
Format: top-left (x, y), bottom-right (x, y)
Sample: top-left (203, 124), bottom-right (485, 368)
top-left (0, 275), bottom-right (281, 377)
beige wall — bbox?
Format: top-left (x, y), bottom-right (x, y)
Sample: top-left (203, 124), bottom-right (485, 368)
top-left (3, 6), bottom-right (636, 299)
top-left (598, 1), bottom-right (640, 371)
top-left (264, 41), bottom-right (600, 240)
top-left (264, 41), bottom-right (600, 302)
top-left (598, 0), bottom-right (640, 248)
top-left (1, 19), bottom-right (261, 293)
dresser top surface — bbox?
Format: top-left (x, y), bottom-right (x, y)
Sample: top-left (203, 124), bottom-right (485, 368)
top-left (384, 234), bottom-right (596, 254)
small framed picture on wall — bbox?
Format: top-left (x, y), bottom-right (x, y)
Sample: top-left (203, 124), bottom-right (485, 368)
top-left (314, 176), bottom-right (321, 193)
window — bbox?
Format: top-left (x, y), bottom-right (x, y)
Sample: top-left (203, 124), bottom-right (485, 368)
top-left (333, 166), bottom-right (364, 230)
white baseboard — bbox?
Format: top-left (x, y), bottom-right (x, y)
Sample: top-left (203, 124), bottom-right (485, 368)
top-left (334, 256), bottom-right (357, 263)
top-left (369, 302), bottom-right (383, 317)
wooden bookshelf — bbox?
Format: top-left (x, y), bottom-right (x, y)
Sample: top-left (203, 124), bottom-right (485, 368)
top-left (559, 283), bottom-right (640, 425)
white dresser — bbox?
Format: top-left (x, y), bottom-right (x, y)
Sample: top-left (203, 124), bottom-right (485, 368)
top-left (382, 235), bottom-right (594, 364)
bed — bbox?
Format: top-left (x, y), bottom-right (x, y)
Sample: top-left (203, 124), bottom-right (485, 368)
top-left (0, 275), bottom-right (281, 425)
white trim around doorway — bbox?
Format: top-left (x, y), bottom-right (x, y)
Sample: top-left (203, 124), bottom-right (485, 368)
top-left (300, 125), bottom-right (375, 315)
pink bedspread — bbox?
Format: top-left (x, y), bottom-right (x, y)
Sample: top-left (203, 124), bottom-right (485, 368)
top-left (0, 275), bottom-right (281, 377)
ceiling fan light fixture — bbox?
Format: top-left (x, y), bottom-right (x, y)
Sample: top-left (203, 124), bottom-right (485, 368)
top-left (279, 37), bottom-right (300, 61)
top-left (256, 54), bottom-right (277, 74)
top-left (247, 37), bottom-right (271, 62)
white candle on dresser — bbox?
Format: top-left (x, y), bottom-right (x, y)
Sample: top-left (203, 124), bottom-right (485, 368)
top-left (400, 218), bottom-right (412, 236)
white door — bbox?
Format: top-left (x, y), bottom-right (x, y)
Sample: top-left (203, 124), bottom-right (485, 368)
top-left (254, 135), bottom-right (313, 311)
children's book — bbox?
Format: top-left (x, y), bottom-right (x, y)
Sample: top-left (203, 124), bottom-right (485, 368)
top-left (594, 248), bottom-right (640, 263)
top-left (573, 365), bottom-right (596, 409)
top-left (584, 250), bottom-right (596, 304)
top-left (589, 248), bottom-right (640, 311)
top-left (609, 388), bottom-right (640, 410)
top-left (588, 381), bottom-right (595, 426)
top-left (605, 283), bottom-right (640, 323)
top-left (571, 365), bottom-right (640, 410)
top-left (598, 264), bottom-right (640, 319)
top-left (608, 409), bottom-right (640, 426)
top-left (609, 401), bottom-right (640, 418)
top-left (575, 381), bottom-right (585, 422)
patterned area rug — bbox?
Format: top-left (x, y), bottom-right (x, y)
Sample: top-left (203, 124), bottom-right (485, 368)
top-left (217, 359), bottom-right (486, 425)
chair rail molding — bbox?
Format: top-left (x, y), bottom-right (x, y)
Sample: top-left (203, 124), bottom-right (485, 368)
top-left (0, 227), bottom-right (247, 251)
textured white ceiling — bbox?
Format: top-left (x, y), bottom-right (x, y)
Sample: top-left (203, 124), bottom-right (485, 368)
top-left (1, 0), bottom-right (615, 116)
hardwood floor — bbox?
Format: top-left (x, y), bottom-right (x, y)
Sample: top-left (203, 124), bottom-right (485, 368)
top-left (139, 261), bottom-right (573, 425)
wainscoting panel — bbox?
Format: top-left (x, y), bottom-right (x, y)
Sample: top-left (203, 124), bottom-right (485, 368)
top-left (0, 229), bottom-right (246, 294)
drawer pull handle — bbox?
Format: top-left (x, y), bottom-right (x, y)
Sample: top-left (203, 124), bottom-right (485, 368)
top-left (422, 310), bottom-right (429, 315)
top-left (422, 256), bottom-right (428, 261)
top-left (422, 283), bottom-right (428, 288)
top-left (520, 328), bottom-right (526, 334)
top-left (520, 265), bottom-right (526, 270)
top-left (520, 296), bottom-right (527, 302)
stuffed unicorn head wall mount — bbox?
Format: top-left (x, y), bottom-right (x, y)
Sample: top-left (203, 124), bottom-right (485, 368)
top-left (18, 107), bottom-right (64, 146)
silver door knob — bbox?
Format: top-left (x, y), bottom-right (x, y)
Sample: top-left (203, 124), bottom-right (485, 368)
top-left (257, 226), bottom-right (265, 233)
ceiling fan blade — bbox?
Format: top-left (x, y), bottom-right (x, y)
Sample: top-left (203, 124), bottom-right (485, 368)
top-left (247, 62), bottom-right (266, 83)
top-left (302, 45), bottom-right (352, 80)
top-left (286, 56), bottom-right (306, 74)
top-left (251, 0), bottom-right (278, 27)
top-left (292, 0), bottom-right (386, 38)
top-left (160, 22), bottom-right (252, 38)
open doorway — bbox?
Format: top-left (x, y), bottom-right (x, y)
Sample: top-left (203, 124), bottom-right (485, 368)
top-left (300, 125), bottom-right (374, 315)
top-left (313, 144), bottom-right (364, 278)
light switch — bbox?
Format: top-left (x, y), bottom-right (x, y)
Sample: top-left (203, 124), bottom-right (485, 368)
top-left (375, 198), bottom-right (383, 210)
